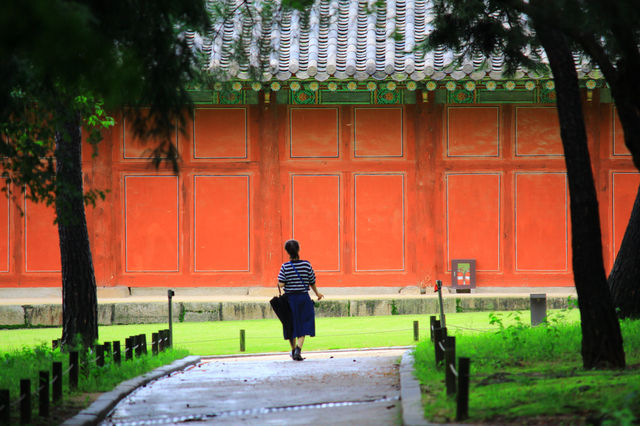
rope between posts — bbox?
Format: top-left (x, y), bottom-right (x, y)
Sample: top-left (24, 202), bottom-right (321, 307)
top-left (449, 363), bottom-right (458, 377)
top-left (10, 393), bottom-right (25, 407)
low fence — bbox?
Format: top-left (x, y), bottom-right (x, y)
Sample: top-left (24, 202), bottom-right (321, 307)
top-left (0, 329), bottom-right (171, 424)
top-left (430, 315), bottom-right (471, 421)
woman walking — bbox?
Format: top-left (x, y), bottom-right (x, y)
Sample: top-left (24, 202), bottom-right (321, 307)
top-left (278, 240), bottom-right (324, 361)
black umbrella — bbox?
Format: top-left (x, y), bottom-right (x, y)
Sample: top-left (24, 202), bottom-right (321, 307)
top-left (270, 288), bottom-right (293, 340)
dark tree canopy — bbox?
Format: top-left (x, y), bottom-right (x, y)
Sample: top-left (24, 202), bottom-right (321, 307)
top-left (0, 0), bottom-right (210, 346)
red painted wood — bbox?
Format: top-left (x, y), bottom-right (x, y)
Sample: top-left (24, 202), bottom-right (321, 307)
top-left (515, 107), bottom-right (563, 156)
top-left (353, 107), bottom-right (404, 157)
top-left (24, 200), bottom-right (60, 273)
top-left (447, 107), bottom-right (499, 157)
top-left (515, 173), bottom-right (568, 271)
top-left (291, 174), bottom-right (341, 271)
top-left (193, 175), bottom-right (250, 271)
top-left (1, 98), bottom-right (636, 289)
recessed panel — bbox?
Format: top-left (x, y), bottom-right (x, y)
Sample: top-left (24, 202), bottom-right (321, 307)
top-left (194, 175), bottom-right (249, 271)
top-left (25, 200), bottom-right (60, 272)
top-left (355, 174), bottom-right (404, 271)
top-left (125, 176), bottom-right (179, 272)
top-left (354, 108), bottom-right (403, 157)
top-left (516, 107), bottom-right (563, 156)
top-left (290, 108), bottom-right (339, 157)
top-left (292, 175), bottom-right (340, 271)
top-left (447, 174), bottom-right (501, 271)
top-left (447, 107), bottom-right (499, 157)
top-left (0, 196), bottom-right (8, 272)
top-left (612, 107), bottom-right (630, 156)
top-left (612, 173), bottom-right (640, 259)
top-left (516, 173), bottom-right (568, 271)
top-left (194, 108), bottom-right (247, 158)
top-left (122, 110), bottom-right (176, 159)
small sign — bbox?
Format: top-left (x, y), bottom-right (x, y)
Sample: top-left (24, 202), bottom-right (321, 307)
top-left (451, 259), bottom-right (476, 291)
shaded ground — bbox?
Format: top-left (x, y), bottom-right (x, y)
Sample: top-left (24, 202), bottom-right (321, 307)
top-left (101, 349), bottom-right (405, 425)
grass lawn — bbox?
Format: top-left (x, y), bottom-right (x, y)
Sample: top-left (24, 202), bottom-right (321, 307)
top-left (0, 310), bottom-right (580, 355)
top-left (413, 312), bottom-right (640, 424)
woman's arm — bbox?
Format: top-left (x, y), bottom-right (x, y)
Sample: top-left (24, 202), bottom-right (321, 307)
top-left (310, 284), bottom-right (324, 300)
top-left (278, 281), bottom-right (286, 290)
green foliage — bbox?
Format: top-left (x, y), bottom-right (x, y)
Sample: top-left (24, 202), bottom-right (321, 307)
top-left (414, 318), bottom-right (640, 423)
top-left (390, 300), bottom-right (399, 315)
top-left (0, 342), bottom-right (188, 422)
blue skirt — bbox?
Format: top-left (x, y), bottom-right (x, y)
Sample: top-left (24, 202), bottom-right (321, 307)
top-left (285, 292), bottom-right (316, 339)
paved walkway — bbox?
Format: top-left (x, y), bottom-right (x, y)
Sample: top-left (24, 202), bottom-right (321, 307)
top-left (101, 349), bottom-right (406, 425)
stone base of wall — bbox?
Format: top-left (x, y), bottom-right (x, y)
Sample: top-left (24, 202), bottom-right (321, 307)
top-left (0, 294), bottom-right (576, 326)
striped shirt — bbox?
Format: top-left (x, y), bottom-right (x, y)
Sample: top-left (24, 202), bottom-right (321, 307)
top-left (278, 260), bottom-right (316, 293)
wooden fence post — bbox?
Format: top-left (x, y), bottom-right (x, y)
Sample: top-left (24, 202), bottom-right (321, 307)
top-left (39, 371), bottom-right (49, 417)
top-left (125, 337), bottom-right (133, 361)
top-left (0, 389), bottom-right (10, 424)
top-left (152, 333), bottom-right (159, 355)
top-left (240, 330), bottom-right (246, 352)
top-left (434, 327), bottom-right (447, 366)
top-left (413, 321), bottom-right (419, 341)
top-left (69, 352), bottom-right (79, 391)
top-left (113, 341), bottom-right (121, 365)
top-left (444, 336), bottom-right (456, 396)
top-left (456, 357), bottom-right (470, 421)
top-left (20, 379), bottom-right (30, 424)
top-left (96, 345), bottom-right (105, 367)
top-left (52, 362), bottom-right (62, 404)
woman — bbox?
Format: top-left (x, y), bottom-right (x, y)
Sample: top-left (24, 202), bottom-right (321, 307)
top-left (277, 239), bottom-right (324, 361)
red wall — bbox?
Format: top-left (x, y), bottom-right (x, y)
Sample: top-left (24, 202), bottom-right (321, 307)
top-left (1, 97), bottom-right (636, 289)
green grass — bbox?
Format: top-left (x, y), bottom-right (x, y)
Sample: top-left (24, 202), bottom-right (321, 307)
top-left (0, 345), bottom-right (188, 424)
top-left (413, 313), bottom-right (640, 424)
top-left (0, 310), bottom-right (580, 355)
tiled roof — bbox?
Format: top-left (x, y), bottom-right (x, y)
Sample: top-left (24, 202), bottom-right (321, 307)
top-left (187, 0), bottom-right (601, 82)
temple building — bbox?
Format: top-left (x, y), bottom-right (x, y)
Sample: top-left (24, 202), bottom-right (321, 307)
top-left (2, 1), bottom-right (635, 292)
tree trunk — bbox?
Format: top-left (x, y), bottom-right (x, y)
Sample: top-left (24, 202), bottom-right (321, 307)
top-left (608, 184), bottom-right (640, 318)
top-left (56, 108), bottom-right (98, 348)
top-left (603, 69), bottom-right (640, 318)
top-left (535, 22), bottom-right (625, 368)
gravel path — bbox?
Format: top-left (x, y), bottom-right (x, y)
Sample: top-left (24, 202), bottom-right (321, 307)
top-left (102, 349), bottom-right (405, 425)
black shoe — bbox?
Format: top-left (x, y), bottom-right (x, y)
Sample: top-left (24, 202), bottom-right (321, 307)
top-left (293, 346), bottom-right (303, 361)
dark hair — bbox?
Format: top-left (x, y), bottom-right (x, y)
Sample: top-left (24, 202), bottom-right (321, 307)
top-left (284, 239), bottom-right (300, 260)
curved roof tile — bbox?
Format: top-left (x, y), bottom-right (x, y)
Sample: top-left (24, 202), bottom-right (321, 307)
top-left (192, 0), bottom-right (598, 81)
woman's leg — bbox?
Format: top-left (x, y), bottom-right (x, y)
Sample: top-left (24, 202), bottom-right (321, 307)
top-left (296, 336), bottom-right (305, 349)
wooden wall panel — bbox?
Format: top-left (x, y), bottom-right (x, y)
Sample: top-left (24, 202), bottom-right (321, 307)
top-left (122, 110), bottom-right (177, 159)
top-left (612, 107), bottom-right (630, 156)
top-left (447, 173), bottom-right (501, 271)
top-left (515, 107), bottom-right (563, 156)
top-left (515, 173), bottom-right (568, 271)
top-left (354, 174), bottom-right (404, 271)
top-left (0, 196), bottom-right (8, 272)
top-left (447, 107), bottom-right (499, 157)
top-left (193, 108), bottom-right (247, 159)
top-left (612, 172), bottom-right (640, 260)
top-left (25, 200), bottom-right (60, 272)
top-left (194, 175), bottom-right (250, 271)
top-left (290, 108), bottom-right (339, 158)
top-left (291, 175), bottom-right (341, 272)
top-left (125, 176), bottom-right (179, 272)
top-left (354, 108), bottom-right (403, 157)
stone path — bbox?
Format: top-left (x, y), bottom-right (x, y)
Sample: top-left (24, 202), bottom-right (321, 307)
top-left (101, 349), bottom-right (405, 425)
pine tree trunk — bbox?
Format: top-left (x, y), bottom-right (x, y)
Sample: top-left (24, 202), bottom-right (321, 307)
top-left (604, 69), bottom-right (640, 319)
top-left (56, 109), bottom-right (98, 348)
top-left (609, 185), bottom-right (640, 318)
top-left (535, 22), bottom-right (625, 368)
